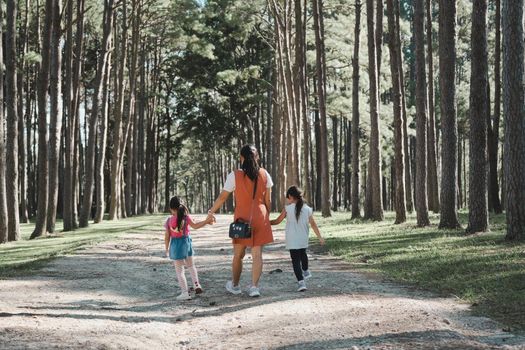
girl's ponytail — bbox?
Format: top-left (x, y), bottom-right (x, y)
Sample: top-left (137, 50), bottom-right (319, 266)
top-left (286, 186), bottom-right (304, 221)
top-left (169, 196), bottom-right (188, 231)
top-left (177, 205), bottom-right (188, 231)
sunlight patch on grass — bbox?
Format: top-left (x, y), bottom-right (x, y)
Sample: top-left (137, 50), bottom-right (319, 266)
top-left (316, 211), bottom-right (525, 331)
top-left (0, 215), bottom-right (165, 275)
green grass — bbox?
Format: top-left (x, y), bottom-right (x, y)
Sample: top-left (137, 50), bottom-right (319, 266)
top-left (0, 215), bottom-right (164, 277)
top-left (315, 211), bottom-right (525, 332)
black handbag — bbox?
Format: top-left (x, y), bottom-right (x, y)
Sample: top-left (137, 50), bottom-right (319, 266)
top-left (229, 176), bottom-right (258, 239)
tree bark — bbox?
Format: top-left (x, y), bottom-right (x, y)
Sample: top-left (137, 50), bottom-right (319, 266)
top-left (109, 0), bottom-right (130, 220)
top-left (426, 0), bottom-right (440, 213)
top-left (79, 0), bottom-right (114, 227)
top-left (351, 0), bottom-right (362, 219)
top-left (332, 117), bottom-right (339, 210)
top-left (313, 0), bottom-right (331, 217)
top-left (0, 4), bottom-right (8, 243)
top-left (502, 0), bottom-right (525, 240)
top-left (63, 0), bottom-right (84, 231)
top-left (94, 60), bottom-right (111, 223)
top-left (438, 0), bottom-right (461, 229)
top-left (364, 0), bottom-right (383, 221)
top-left (6, 0), bottom-right (20, 241)
top-left (46, 0), bottom-right (63, 233)
top-left (387, 0), bottom-right (407, 224)
top-left (30, 0), bottom-right (55, 239)
top-left (295, 0), bottom-right (310, 202)
top-left (414, 0), bottom-right (430, 227)
top-left (18, 0), bottom-right (29, 223)
top-left (488, 0), bottom-right (502, 214)
top-left (466, 0), bottom-right (489, 233)
top-left (395, 0), bottom-right (413, 213)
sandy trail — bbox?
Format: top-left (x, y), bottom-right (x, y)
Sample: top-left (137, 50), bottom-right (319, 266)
top-left (0, 215), bottom-right (524, 350)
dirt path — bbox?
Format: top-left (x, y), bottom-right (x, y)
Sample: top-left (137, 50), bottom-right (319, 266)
top-left (0, 215), bottom-right (524, 350)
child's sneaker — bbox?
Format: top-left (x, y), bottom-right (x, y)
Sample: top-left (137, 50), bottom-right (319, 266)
top-left (225, 281), bottom-right (242, 295)
top-left (248, 286), bottom-right (261, 297)
top-left (297, 280), bottom-right (307, 292)
top-left (176, 291), bottom-right (191, 301)
top-left (303, 270), bottom-right (312, 280)
top-left (194, 282), bottom-right (203, 294)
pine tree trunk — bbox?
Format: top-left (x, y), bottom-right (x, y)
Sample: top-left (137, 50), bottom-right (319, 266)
top-left (271, 52), bottom-right (282, 210)
top-left (94, 61), bottom-right (111, 223)
top-left (376, 0), bottom-right (383, 73)
top-left (46, 0), bottom-right (63, 233)
top-left (438, 0), bottom-right (461, 229)
top-left (0, 4), bottom-right (8, 243)
top-left (18, 0), bottom-right (29, 224)
top-left (351, 0), bottom-right (362, 219)
top-left (63, 0), bottom-right (84, 231)
top-left (488, 0), bottom-right (502, 214)
top-left (387, 0), bottom-right (407, 224)
top-left (124, 0), bottom-right (140, 218)
top-left (364, 0), bottom-right (383, 221)
top-left (109, 1), bottom-right (129, 220)
top-left (295, 0), bottom-right (310, 202)
top-left (414, 0), bottom-right (430, 227)
top-left (79, 0), bottom-right (114, 227)
top-left (332, 117), bottom-right (339, 211)
top-left (426, 0), bottom-right (440, 213)
top-left (164, 103), bottom-right (171, 213)
top-left (466, 0), bottom-right (489, 233)
top-left (313, 0), bottom-right (331, 217)
top-left (30, 0), bottom-right (55, 239)
top-left (313, 79), bottom-right (322, 210)
top-left (502, 0), bottom-right (525, 241)
top-left (6, 0), bottom-right (20, 241)
top-left (395, 0), bottom-right (413, 213)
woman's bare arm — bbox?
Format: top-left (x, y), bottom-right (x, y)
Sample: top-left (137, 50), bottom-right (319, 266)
top-left (207, 190), bottom-right (231, 219)
top-left (265, 188), bottom-right (272, 213)
top-left (270, 208), bottom-right (286, 225)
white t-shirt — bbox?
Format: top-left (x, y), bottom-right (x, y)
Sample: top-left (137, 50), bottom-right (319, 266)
top-left (223, 169), bottom-right (274, 192)
top-left (285, 203), bottom-right (313, 250)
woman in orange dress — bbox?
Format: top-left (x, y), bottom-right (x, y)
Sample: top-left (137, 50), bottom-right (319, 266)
top-left (207, 145), bottom-right (273, 297)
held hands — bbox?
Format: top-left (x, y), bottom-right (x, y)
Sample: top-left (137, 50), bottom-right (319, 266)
top-left (206, 211), bottom-right (216, 225)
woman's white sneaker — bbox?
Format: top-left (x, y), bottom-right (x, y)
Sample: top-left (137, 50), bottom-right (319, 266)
top-left (297, 280), bottom-right (307, 292)
top-left (176, 291), bottom-right (191, 301)
top-left (225, 281), bottom-right (242, 295)
top-left (248, 286), bottom-right (261, 297)
top-left (303, 270), bottom-right (312, 280)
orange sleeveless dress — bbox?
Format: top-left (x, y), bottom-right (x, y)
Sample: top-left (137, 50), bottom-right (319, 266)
top-left (232, 169), bottom-right (274, 247)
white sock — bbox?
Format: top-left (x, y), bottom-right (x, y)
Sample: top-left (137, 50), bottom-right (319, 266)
top-left (174, 261), bottom-right (188, 293)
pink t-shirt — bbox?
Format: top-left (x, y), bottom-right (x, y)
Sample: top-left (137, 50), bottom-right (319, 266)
top-left (164, 215), bottom-right (191, 238)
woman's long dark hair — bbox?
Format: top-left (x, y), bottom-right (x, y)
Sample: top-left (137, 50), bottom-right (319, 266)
top-left (286, 186), bottom-right (304, 221)
top-left (240, 144), bottom-right (260, 181)
top-left (169, 196), bottom-right (188, 231)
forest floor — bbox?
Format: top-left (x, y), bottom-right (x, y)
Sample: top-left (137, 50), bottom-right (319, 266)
top-left (0, 214), bottom-right (524, 349)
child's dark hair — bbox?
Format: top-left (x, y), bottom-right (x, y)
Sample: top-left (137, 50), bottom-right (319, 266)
top-left (286, 186), bottom-right (304, 221)
top-left (169, 196), bottom-right (188, 231)
top-left (240, 144), bottom-right (260, 181)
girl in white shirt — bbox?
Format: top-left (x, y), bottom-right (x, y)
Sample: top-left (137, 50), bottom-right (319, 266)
top-left (271, 186), bottom-right (324, 291)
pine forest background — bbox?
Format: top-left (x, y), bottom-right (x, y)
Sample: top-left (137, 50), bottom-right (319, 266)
top-left (1, 0), bottom-right (524, 243)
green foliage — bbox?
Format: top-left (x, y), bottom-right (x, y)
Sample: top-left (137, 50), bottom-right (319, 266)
top-left (319, 212), bottom-right (525, 331)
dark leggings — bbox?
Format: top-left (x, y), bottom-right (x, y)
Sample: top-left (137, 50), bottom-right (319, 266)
top-left (289, 249), bottom-right (309, 281)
